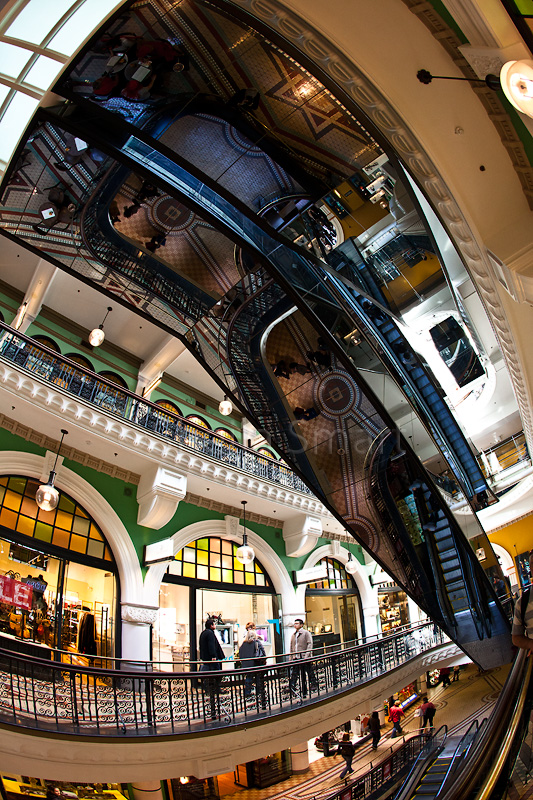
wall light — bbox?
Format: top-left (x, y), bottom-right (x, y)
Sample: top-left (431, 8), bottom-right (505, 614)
top-left (236, 500), bottom-right (255, 565)
top-left (35, 429), bottom-right (68, 511)
top-left (89, 306), bottom-right (112, 347)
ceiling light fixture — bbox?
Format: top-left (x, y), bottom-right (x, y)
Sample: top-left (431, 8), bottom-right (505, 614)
top-left (345, 552), bottom-right (358, 575)
top-left (416, 68), bottom-right (501, 91)
top-left (236, 500), bottom-right (255, 565)
top-left (88, 306), bottom-right (112, 347)
top-left (219, 395), bottom-right (233, 416)
top-left (500, 60), bottom-right (533, 118)
top-left (35, 429), bottom-right (68, 512)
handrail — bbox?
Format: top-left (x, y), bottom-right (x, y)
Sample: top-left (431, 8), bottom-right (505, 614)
top-left (435, 719), bottom-right (479, 796)
top-left (0, 321), bottom-right (311, 494)
top-left (392, 725), bottom-right (448, 800)
top-left (438, 649), bottom-right (532, 800)
top-left (0, 623), bottom-right (447, 736)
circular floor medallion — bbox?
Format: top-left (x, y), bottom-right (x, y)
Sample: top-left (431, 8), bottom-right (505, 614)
top-left (150, 195), bottom-right (194, 231)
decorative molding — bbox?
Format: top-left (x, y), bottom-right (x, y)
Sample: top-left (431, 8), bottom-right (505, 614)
top-left (121, 603), bottom-right (159, 626)
top-left (282, 513), bottom-right (322, 557)
top-left (136, 465), bottom-right (187, 529)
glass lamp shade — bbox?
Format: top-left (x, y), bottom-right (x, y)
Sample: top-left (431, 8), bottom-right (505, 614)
top-left (501, 60), bottom-right (533, 118)
top-left (35, 482), bottom-right (59, 512)
top-left (236, 544), bottom-right (255, 565)
top-left (219, 397), bottom-right (233, 416)
top-left (88, 326), bottom-right (105, 347)
top-left (345, 557), bottom-right (358, 575)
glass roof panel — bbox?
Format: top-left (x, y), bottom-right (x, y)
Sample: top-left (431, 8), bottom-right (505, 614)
top-left (5, 0), bottom-right (75, 45)
top-left (0, 92), bottom-right (39, 162)
top-left (24, 55), bottom-right (64, 90)
top-left (0, 84), bottom-right (11, 109)
top-left (48, 0), bottom-right (122, 56)
top-left (0, 42), bottom-right (33, 79)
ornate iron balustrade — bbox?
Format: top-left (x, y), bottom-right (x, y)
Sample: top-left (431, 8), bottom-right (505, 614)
top-left (0, 322), bottom-right (311, 494)
top-left (0, 623), bottom-right (445, 736)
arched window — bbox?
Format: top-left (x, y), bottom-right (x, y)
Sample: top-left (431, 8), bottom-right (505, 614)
top-left (65, 352), bottom-right (95, 372)
top-left (98, 370), bottom-right (128, 388)
top-left (307, 557), bottom-right (355, 590)
top-left (156, 399), bottom-right (182, 416)
top-left (0, 475), bottom-right (112, 562)
top-left (187, 415), bottom-right (211, 429)
top-left (31, 335), bottom-right (61, 353)
top-left (257, 448), bottom-right (277, 460)
top-left (168, 537), bottom-right (272, 589)
top-left (214, 427), bottom-right (237, 441)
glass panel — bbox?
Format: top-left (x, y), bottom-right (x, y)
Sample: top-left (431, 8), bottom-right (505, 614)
top-left (197, 550), bottom-right (208, 566)
top-left (16, 516), bottom-right (34, 537)
top-left (23, 55), bottom-right (63, 90)
top-left (183, 562), bottom-right (195, 579)
top-left (3, 490), bottom-right (22, 512)
top-left (55, 510), bottom-right (73, 531)
top-left (209, 553), bottom-right (221, 567)
top-left (6, 0), bottom-right (74, 44)
top-left (0, 508), bottom-right (17, 528)
top-left (52, 529), bottom-right (70, 549)
top-left (0, 43), bottom-right (32, 79)
top-left (154, 583), bottom-right (189, 669)
top-left (234, 572), bottom-right (244, 584)
top-left (196, 538), bottom-right (209, 550)
top-left (58, 495), bottom-right (75, 513)
top-left (222, 568), bottom-right (233, 582)
top-left (34, 522), bottom-right (52, 542)
top-left (0, 92), bottom-right (39, 163)
top-left (72, 516), bottom-right (90, 535)
top-left (48, 0), bottom-right (123, 56)
top-left (197, 565), bottom-right (209, 581)
top-left (184, 547), bottom-right (196, 563)
top-left (210, 567), bottom-right (221, 582)
top-left (63, 560), bottom-right (116, 657)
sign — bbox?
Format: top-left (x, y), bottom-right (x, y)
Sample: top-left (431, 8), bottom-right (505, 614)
top-left (0, 575), bottom-right (33, 610)
top-left (382, 758), bottom-right (392, 781)
top-left (294, 565), bottom-right (328, 585)
top-left (22, 576), bottom-right (47, 593)
top-left (144, 537), bottom-right (174, 565)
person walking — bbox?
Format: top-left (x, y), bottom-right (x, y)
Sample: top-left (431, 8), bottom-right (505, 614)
top-left (369, 711), bottom-right (381, 749)
top-left (239, 629), bottom-right (267, 707)
top-left (420, 696), bottom-right (436, 729)
top-left (389, 700), bottom-right (404, 737)
top-left (336, 732), bottom-right (356, 778)
top-left (439, 667), bottom-right (451, 687)
top-left (289, 619), bottom-right (318, 696)
top-left (199, 617), bottom-right (225, 719)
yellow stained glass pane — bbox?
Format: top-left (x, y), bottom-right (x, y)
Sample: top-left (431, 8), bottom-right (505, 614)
top-left (245, 573), bottom-right (255, 585)
top-left (23, 479), bottom-right (38, 497)
top-left (210, 567), bottom-right (221, 582)
top-left (73, 516), bottom-right (90, 536)
top-left (58, 495), bottom-right (75, 513)
top-left (0, 508), bottom-right (17, 529)
top-left (210, 553), bottom-right (221, 568)
top-left (0, 476), bottom-right (7, 486)
top-left (70, 534), bottom-right (86, 554)
top-left (210, 539), bottom-right (220, 551)
top-left (234, 560), bottom-right (243, 572)
top-left (34, 522), bottom-right (52, 542)
top-left (0, 486), bottom-right (5, 504)
top-left (20, 496), bottom-right (38, 519)
top-left (183, 562), bottom-right (195, 579)
top-left (3, 490), bottom-right (22, 512)
top-left (184, 547), bottom-right (195, 563)
top-left (197, 565), bottom-right (209, 581)
top-left (244, 561), bottom-right (254, 572)
top-left (196, 538), bottom-right (208, 550)
top-left (16, 515), bottom-right (34, 537)
top-left (104, 546), bottom-right (112, 562)
top-left (8, 477), bottom-right (25, 494)
top-left (56, 510), bottom-right (73, 532)
top-left (89, 523), bottom-right (103, 540)
top-left (255, 563), bottom-right (263, 574)
top-left (52, 529), bottom-right (70, 549)
top-left (77, 507), bottom-right (88, 518)
top-left (197, 550), bottom-right (208, 566)
top-left (234, 572), bottom-right (244, 584)
top-left (222, 569), bottom-right (233, 583)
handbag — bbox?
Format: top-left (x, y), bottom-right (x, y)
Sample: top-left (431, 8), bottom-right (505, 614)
top-left (415, 707), bottom-right (423, 717)
top-left (254, 640), bottom-right (267, 666)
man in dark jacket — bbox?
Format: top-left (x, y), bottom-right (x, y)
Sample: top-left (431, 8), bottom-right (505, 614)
top-left (199, 618), bottom-right (225, 719)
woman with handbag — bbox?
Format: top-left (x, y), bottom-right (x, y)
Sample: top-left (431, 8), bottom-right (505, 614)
top-left (239, 629), bottom-right (267, 708)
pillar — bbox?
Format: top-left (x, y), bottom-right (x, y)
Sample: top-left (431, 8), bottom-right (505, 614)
top-left (291, 742), bottom-right (310, 773)
top-left (131, 782), bottom-right (164, 800)
top-left (121, 603), bottom-right (158, 662)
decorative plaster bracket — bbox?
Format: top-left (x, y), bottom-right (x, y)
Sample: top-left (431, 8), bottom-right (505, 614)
top-left (121, 603), bottom-right (158, 626)
top-left (282, 514), bottom-right (322, 557)
top-left (136, 465), bottom-right (187, 529)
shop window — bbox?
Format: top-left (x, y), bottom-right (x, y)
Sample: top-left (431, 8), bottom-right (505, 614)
top-left (307, 557), bottom-right (354, 590)
top-left (156, 399), bottom-right (182, 416)
top-left (31, 334), bottom-right (61, 353)
top-left (98, 370), bottom-right (128, 388)
top-left (168, 537), bottom-right (271, 588)
top-left (0, 475), bottom-right (112, 563)
top-left (214, 427), bottom-right (237, 441)
top-left (187, 414), bottom-right (211, 429)
top-left (65, 352), bottom-right (95, 372)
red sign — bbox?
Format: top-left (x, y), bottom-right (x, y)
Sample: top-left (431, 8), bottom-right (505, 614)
top-left (382, 759), bottom-right (392, 781)
top-left (0, 574), bottom-right (33, 610)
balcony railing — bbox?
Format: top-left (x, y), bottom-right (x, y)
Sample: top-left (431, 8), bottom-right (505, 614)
top-left (0, 623), bottom-right (445, 736)
top-left (0, 322), bottom-right (311, 494)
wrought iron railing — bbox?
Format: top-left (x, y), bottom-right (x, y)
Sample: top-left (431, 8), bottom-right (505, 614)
top-left (0, 322), bottom-right (311, 494)
top-left (0, 623), bottom-right (446, 736)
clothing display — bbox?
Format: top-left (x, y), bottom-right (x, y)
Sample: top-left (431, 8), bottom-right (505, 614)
top-left (78, 611), bottom-right (97, 655)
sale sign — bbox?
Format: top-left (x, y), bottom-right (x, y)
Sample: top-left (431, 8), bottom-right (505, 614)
top-left (0, 574), bottom-right (33, 610)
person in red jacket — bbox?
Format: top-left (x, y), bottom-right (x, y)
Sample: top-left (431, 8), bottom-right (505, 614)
top-left (389, 701), bottom-right (404, 736)
top-left (420, 696), bottom-right (436, 728)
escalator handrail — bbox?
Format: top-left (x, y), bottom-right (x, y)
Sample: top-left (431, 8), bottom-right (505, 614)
top-left (437, 649), bottom-right (531, 800)
top-left (435, 718), bottom-right (480, 796)
top-left (392, 725), bottom-right (448, 800)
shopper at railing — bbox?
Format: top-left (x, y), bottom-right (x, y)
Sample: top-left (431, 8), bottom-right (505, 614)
top-left (289, 618), bottom-right (318, 697)
top-left (238, 629), bottom-right (267, 709)
top-left (199, 618), bottom-right (224, 720)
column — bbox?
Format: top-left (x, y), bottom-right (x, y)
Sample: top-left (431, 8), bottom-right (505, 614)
top-left (121, 603), bottom-right (158, 662)
top-left (291, 742), bottom-right (310, 773)
top-left (131, 783), bottom-right (164, 800)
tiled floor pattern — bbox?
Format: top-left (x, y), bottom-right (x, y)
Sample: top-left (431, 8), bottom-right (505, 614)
top-left (218, 664), bottom-right (509, 800)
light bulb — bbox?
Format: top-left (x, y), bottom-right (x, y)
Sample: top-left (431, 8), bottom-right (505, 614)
top-left (35, 483), bottom-right (59, 512)
top-left (88, 326), bottom-right (105, 347)
top-left (345, 557), bottom-right (358, 575)
top-left (236, 544), bottom-right (255, 565)
top-left (219, 396), bottom-right (233, 416)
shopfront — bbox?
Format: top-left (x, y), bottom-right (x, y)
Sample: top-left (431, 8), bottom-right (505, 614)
top-left (153, 536), bottom-right (280, 667)
top-left (0, 475), bottom-right (117, 658)
top-left (378, 587), bottom-right (409, 633)
top-left (305, 558), bottom-right (363, 647)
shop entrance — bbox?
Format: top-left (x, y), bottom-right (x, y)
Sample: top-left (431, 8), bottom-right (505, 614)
top-left (305, 557), bottom-right (363, 648)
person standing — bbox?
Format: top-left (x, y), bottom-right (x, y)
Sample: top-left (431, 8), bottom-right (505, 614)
top-left (239, 629), bottom-right (267, 708)
top-left (389, 701), bottom-right (404, 737)
top-left (289, 619), bottom-right (318, 696)
top-left (420, 696), bottom-right (436, 729)
top-left (199, 617), bottom-right (225, 719)
top-left (439, 667), bottom-right (451, 687)
top-left (368, 711), bottom-right (381, 749)
top-left (336, 732), bottom-right (356, 778)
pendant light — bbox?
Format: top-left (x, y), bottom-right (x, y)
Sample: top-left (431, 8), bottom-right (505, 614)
top-left (88, 306), bottom-right (112, 347)
top-left (345, 552), bottom-right (358, 575)
top-left (219, 395), bottom-right (233, 416)
top-left (236, 500), bottom-right (255, 565)
top-left (35, 429), bottom-right (68, 512)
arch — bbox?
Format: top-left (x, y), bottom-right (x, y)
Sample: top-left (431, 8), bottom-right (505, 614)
top-left (214, 427), bottom-right (237, 442)
top-left (65, 352), bottom-right (96, 372)
top-left (155, 398), bottom-right (182, 416)
top-left (295, 543), bottom-right (375, 611)
top-left (187, 414), bottom-right (211, 429)
top-left (144, 519), bottom-right (295, 609)
top-left (98, 370), bottom-right (128, 388)
top-left (0, 451), bottom-right (143, 604)
top-left (491, 542), bottom-right (517, 586)
top-left (31, 334), bottom-right (61, 353)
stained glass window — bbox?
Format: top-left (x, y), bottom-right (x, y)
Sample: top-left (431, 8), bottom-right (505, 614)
top-left (31, 335), bottom-right (61, 353)
top-left (99, 370), bottom-right (128, 388)
top-left (156, 399), bottom-right (182, 416)
top-left (307, 557), bottom-right (354, 590)
top-left (65, 352), bottom-right (95, 372)
top-left (187, 415), bottom-right (210, 429)
top-left (0, 475), bottom-right (112, 563)
top-left (257, 448), bottom-right (277, 459)
top-left (167, 537), bottom-right (271, 588)
top-left (214, 428), bottom-right (237, 441)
